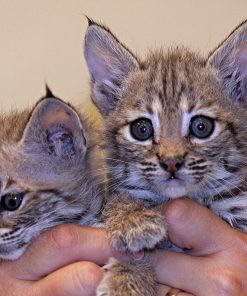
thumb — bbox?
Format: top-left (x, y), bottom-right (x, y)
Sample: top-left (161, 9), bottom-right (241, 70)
top-left (164, 198), bottom-right (236, 255)
top-left (30, 261), bottom-right (102, 296)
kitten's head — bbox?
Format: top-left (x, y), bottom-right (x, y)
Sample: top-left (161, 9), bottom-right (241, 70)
top-left (0, 88), bottom-right (101, 260)
top-left (84, 20), bottom-right (247, 204)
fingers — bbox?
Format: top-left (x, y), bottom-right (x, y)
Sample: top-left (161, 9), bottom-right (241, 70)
top-left (164, 198), bottom-right (237, 255)
top-left (152, 248), bottom-right (247, 296)
top-left (152, 199), bottom-right (247, 296)
top-left (5, 225), bottom-right (111, 280)
top-left (150, 249), bottom-right (209, 295)
top-left (30, 261), bottom-right (102, 296)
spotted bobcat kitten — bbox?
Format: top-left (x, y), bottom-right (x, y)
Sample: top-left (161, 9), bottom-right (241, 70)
top-left (0, 87), bottom-right (103, 260)
top-left (85, 20), bottom-right (247, 295)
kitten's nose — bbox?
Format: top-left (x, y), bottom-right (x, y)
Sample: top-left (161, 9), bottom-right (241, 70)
top-left (160, 158), bottom-right (184, 173)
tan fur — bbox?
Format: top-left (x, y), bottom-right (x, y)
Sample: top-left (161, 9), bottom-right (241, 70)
top-left (0, 91), bottom-right (104, 260)
top-left (85, 20), bottom-right (247, 296)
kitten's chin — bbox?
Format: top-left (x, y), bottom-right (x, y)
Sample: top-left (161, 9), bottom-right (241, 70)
top-left (159, 179), bottom-right (189, 200)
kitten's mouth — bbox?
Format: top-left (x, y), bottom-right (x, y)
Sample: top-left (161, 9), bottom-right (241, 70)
top-left (166, 173), bottom-right (180, 181)
top-left (159, 176), bottom-right (189, 199)
top-left (166, 178), bottom-right (183, 185)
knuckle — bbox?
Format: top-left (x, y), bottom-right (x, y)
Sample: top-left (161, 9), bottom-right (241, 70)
top-left (213, 269), bottom-right (243, 295)
top-left (73, 262), bottom-right (102, 292)
top-left (50, 224), bottom-right (80, 251)
top-left (165, 198), bottom-right (192, 224)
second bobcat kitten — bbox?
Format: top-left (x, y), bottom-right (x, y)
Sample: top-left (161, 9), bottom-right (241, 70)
top-left (0, 88), bottom-right (104, 260)
top-left (84, 20), bottom-right (247, 295)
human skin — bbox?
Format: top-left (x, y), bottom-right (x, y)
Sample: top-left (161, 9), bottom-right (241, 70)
top-left (0, 226), bottom-right (108, 296)
top-left (153, 199), bottom-right (247, 295)
top-left (1, 199), bottom-right (247, 295)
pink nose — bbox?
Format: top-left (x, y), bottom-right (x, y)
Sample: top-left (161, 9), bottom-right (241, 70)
top-left (160, 159), bottom-right (183, 173)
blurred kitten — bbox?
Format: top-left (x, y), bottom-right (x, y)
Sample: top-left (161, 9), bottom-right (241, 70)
top-left (0, 87), bottom-right (104, 260)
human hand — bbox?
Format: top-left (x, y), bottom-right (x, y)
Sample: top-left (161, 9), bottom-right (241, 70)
top-left (0, 225), bottom-right (112, 296)
top-left (151, 198), bottom-right (247, 295)
top-left (5, 199), bottom-right (245, 296)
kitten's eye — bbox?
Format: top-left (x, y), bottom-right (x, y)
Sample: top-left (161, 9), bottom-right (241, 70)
top-left (189, 115), bottom-right (215, 139)
top-left (130, 118), bottom-right (153, 141)
top-left (1, 193), bottom-right (24, 211)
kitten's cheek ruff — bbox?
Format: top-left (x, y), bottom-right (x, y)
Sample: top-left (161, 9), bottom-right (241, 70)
top-left (0, 244), bottom-right (27, 260)
top-left (0, 228), bottom-right (30, 260)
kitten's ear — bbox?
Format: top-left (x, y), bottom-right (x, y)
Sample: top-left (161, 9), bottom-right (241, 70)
top-left (20, 94), bottom-right (87, 161)
top-left (207, 20), bottom-right (247, 107)
top-left (84, 21), bottom-right (140, 116)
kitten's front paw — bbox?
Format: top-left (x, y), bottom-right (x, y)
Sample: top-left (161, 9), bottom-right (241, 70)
top-left (109, 209), bottom-right (167, 252)
top-left (96, 258), bottom-right (156, 296)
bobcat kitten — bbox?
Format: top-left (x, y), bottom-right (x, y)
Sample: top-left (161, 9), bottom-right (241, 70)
top-left (0, 87), bottom-right (103, 260)
top-left (84, 19), bottom-right (247, 296)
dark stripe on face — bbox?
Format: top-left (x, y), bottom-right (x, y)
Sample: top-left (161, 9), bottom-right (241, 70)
top-left (143, 173), bottom-right (155, 178)
top-left (212, 185), bottom-right (247, 201)
top-left (171, 65), bottom-right (176, 98)
top-left (141, 167), bottom-right (157, 172)
top-left (162, 69), bottom-right (167, 98)
top-left (177, 83), bottom-right (186, 100)
top-left (228, 206), bottom-right (242, 214)
top-left (146, 104), bottom-right (154, 115)
top-left (5, 178), bottom-right (17, 189)
top-left (17, 241), bottom-right (27, 248)
top-left (158, 91), bottom-right (163, 100)
top-left (187, 159), bottom-right (206, 166)
top-left (226, 122), bottom-right (236, 135)
top-left (189, 165), bottom-right (207, 171)
top-left (232, 218), bottom-right (247, 230)
top-left (36, 189), bottom-right (62, 195)
top-left (224, 165), bottom-right (241, 173)
top-left (54, 213), bottom-right (85, 224)
top-left (140, 162), bottom-right (157, 167)
top-left (122, 185), bottom-right (149, 191)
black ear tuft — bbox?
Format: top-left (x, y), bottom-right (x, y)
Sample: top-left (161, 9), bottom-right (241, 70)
top-left (84, 22), bottom-right (140, 116)
top-left (45, 84), bottom-right (55, 98)
top-left (85, 15), bottom-right (95, 26)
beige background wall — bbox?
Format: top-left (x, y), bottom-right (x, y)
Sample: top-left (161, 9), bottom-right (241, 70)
top-left (0, 0), bottom-right (246, 118)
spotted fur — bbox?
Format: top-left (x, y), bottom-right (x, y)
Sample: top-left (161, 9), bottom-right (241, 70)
top-left (85, 20), bottom-right (247, 296)
top-left (0, 89), bottom-right (104, 260)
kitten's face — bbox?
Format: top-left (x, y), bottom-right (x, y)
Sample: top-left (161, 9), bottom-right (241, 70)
top-left (84, 21), bottom-right (247, 204)
top-left (104, 51), bottom-right (247, 203)
top-left (0, 95), bottom-right (100, 260)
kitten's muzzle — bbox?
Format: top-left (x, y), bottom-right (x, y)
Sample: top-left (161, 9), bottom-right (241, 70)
top-left (160, 158), bottom-right (184, 174)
